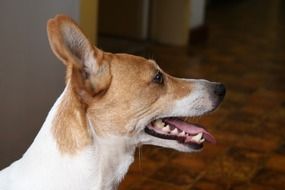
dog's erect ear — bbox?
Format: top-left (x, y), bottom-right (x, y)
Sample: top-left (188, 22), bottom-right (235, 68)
top-left (47, 15), bottom-right (95, 66)
top-left (47, 15), bottom-right (111, 104)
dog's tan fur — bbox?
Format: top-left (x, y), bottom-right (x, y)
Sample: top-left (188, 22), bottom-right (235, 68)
top-left (0, 15), bottom-right (225, 190)
top-left (47, 15), bottom-right (195, 154)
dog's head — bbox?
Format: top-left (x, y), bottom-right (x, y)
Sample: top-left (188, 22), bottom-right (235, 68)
top-left (47, 15), bottom-right (225, 153)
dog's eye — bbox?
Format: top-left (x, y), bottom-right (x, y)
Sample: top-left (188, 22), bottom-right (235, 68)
top-left (153, 71), bottom-right (164, 84)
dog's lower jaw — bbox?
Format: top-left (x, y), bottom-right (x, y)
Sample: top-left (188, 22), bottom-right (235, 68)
top-left (139, 132), bottom-right (203, 153)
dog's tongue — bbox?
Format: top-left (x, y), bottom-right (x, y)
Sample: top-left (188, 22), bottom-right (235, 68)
top-left (164, 118), bottom-right (216, 144)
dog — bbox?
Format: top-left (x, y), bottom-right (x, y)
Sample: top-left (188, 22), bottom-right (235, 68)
top-left (0, 15), bottom-right (225, 190)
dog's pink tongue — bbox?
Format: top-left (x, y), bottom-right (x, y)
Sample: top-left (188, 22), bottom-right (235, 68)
top-left (164, 118), bottom-right (216, 144)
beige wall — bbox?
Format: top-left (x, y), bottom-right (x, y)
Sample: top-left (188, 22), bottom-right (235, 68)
top-left (98, 0), bottom-right (191, 45)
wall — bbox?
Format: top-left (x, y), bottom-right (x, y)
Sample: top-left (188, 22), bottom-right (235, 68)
top-left (151, 0), bottom-right (190, 45)
top-left (0, 0), bottom-right (79, 168)
top-left (99, 0), bottom-right (148, 40)
top-left (80, 0), bottom-right (99, 43)
top-left (190, 0), bottom-right (206, 29)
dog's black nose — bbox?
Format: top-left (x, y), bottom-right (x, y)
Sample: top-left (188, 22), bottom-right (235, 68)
top-left (214, 83), bottom-right (226, 98)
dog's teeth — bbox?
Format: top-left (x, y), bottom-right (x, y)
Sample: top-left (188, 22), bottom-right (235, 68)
top-left (170, 128), bottom-right (179, 135)
top-left (162, 125), bottom-right (171, 132)
top-left (199, 138), bottom-right (205, 143)
top-left (191, 133), bottom-right (203, 142)
top-left (155, 119), bottom-right (162, 124)
top-left (154, 119), bottom-right (164, 128)
top-left (178, 131), bottom-right (186, 136)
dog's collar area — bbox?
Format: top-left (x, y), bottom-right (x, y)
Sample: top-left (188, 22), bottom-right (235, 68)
top-left (144, 117), bottom-right (216, 149)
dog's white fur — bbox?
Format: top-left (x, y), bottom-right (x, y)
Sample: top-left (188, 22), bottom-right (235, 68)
top-left (0, 85), bottom-right (136, 190)
top-left (0, 80), bottom-right (216, 190)
top-left (0, 15), bottom-right (224, 190)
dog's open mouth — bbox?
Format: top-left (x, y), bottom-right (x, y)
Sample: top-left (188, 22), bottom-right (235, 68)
top-left (144, 118), bottom-right (216, 150)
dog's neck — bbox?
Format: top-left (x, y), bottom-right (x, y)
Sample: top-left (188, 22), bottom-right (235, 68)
top-left (6, 86), bottom-right (135, 190)
top-left (91, 135), bottom-right (135, 190)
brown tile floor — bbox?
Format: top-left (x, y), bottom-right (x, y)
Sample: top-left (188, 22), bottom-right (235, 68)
top-left (114, 0), bottom-right (285, 189)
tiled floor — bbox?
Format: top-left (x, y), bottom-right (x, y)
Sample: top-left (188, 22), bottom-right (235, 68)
top-left (113, 0), bottom-right (285, 189)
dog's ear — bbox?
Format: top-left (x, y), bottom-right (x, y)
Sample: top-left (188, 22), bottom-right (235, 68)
top-left (47, 15), bottom-right (111, 104)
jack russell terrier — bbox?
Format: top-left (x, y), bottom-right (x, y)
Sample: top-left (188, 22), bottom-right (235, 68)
top-left (0, 15), bottom-right (226, 190)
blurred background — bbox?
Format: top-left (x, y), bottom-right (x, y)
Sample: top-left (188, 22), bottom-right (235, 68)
top-left (0, 0), bottom-right (285, 189)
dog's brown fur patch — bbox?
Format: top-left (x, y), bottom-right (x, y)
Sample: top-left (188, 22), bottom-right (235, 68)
top-left (52, 83), bottom-right (92, 154)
